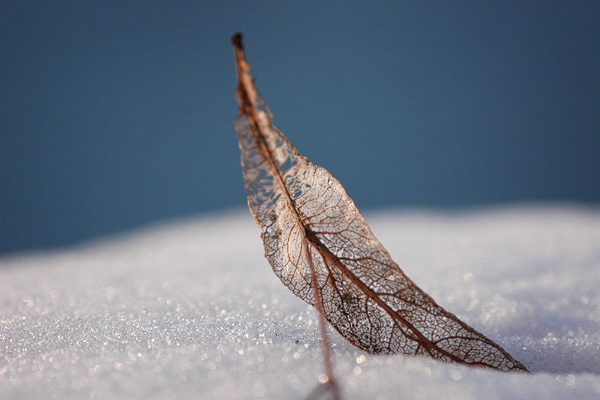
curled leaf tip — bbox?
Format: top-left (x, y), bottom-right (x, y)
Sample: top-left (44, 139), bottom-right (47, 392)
top-left (231, 32), bottom-right (243, 49)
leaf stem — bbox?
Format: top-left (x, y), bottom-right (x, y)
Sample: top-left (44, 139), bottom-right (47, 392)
top-left (303, 240), bottom-right (342, 400)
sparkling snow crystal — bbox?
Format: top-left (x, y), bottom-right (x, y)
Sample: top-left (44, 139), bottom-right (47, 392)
top-left (1, 205), bottom-right (599, 399)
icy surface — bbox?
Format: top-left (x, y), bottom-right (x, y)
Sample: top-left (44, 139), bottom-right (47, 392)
top-left (1, 205), bottom-right (599, 399)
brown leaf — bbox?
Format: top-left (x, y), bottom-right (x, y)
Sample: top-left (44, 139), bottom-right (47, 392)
top-left (232, 33), bottom-right (528, 372)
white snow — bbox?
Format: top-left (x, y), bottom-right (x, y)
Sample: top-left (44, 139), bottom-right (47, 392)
top-left (1, 204), bottom-right (599, 399)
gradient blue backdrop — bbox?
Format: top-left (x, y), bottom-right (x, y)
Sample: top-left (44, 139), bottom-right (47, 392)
top-left (2, 1), bottom-right (599, 255)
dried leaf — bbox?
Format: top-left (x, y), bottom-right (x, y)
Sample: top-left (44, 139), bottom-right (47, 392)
top-left (232, 33), bottom-right (528, 373)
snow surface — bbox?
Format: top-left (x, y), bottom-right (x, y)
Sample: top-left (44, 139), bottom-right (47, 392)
top-left (1, 204), bottom-right (599, 399)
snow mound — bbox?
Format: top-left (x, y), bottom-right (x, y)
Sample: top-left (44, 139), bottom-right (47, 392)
top-left (1, 205), bottom-right (599, 399)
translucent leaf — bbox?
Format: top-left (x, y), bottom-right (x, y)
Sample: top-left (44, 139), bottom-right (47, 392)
top-left (232, 33), bottom-right (527, 372)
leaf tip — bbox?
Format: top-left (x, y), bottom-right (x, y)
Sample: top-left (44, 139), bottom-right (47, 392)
top-left (231, 32), bottom-right (244, 50)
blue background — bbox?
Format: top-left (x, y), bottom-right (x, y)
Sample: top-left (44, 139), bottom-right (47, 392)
top-left (2, 1), bottom-right (599, 255)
